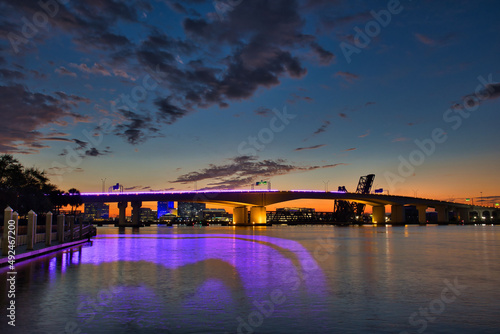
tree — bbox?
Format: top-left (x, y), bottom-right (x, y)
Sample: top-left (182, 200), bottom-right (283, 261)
top-left (67, 188), bottom-right (82, 215)
top-left (0, 154), bottom-right (59, 215)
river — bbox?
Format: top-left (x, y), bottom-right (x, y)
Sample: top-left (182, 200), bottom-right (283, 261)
top-left (1, 225), bottom-right (499, 333)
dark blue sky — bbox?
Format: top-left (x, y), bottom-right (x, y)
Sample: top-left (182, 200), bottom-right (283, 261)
top-left (1, 0), bottom-right (499, 205)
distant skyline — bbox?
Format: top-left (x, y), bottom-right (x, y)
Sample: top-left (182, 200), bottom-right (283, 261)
top-left (1, 0), bottom-right (500, 209)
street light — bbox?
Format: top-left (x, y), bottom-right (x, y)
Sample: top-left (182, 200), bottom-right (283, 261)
top-left (101, 178), bottom-right (106, 193)
top-left (323, 180), bottom-right (329, 192)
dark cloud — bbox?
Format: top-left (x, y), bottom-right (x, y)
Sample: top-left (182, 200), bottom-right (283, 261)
top-left (343, 147), bottom-right (356, 152)
top-left (114, 109), bottom-right (161, 145)
top-left (155, 96), bottom-right (189, 124)
top-left (310, 42), bottom-right (335, 65)
top-left (0, 84), bottom-right (89, 153)
top-left (85, 147), bottom-right (112, 157)
top-left (172, 156), bottom-right (345, 189)
top-left (452, 80), bottom-right (500, 110)
top-left (339, 113), bottom-right (348, 119)
top-left (295, 144), bottom-right (326, 151)
top-left (319, 11), bottom-right (372, 30)
top-left (0, 68), bottom-right (26, 80)
top-left (313, 120), bottom-right (331, 135)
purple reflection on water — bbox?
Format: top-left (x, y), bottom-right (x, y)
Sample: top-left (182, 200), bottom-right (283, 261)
top-left (81, 233), bottom-right (328, 298)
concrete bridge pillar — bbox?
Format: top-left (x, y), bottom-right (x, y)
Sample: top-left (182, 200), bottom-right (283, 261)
top-left (436, 205), bottom-right (449, 223)
top-left (250, 206), bottom-right (266, 224)
top-left (131, 201), bottom-right (142, 226)
top-left (458, 208), bottom-right (469, 223)
top-left (391, 205), bottom-right (405, 224)
top-left (233, 207), bottom-right (248, 225)
top-left (416, 205), bottom-right (427, 225)
top-left (372, 205), bottom-right (385, 224)
top-left (118, 201), bottom-right (128, 226)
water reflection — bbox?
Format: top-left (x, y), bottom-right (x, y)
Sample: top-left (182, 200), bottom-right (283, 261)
top-left (0, 226), bottom-right (499, 334)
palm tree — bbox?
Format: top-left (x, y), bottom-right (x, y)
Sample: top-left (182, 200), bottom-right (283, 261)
top-left (67, 188), bottom-right (82, 215)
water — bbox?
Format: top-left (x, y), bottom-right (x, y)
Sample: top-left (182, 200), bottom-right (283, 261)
top-left (1, 225), bottom-right (499, 333)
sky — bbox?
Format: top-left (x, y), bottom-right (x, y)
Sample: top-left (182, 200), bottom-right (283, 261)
top-left (1, 0), bottom-right (500, 212)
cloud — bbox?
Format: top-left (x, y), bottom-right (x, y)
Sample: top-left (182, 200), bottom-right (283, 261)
top-left (0, 68), bottom-right (26, 80)
top-left (172, 156), bottom-right (346, 189)
top-left (85, 147), bottom-right (112, 157)
top-left (314, 120), bottom-right (331, 135)
top-left (393, 137), bottom-right (410, 142)
top-left (69, 63), bottom-right (112, 76)
top-left (453, 79), bottom-right (500, 109)
top-left (415, 33), bottom-right (454, 46)
top-left (343, 147), bottom-right (356, 152)
top-left (335, 71), bottom-right (359, 83)
top-left (254, 107), bottom-right (273, 117)
top-left (295, 144), bottom-right (326, 151)
top-left (55, 67), bottom-right (77, 78)
top-left (0, 84), bottom-right (89, 153)
top-left (310, 42), bottom-right (335, 65)
top-left (114, 109), bottom-right (160, 145)
top-left (359, 130), bottom-right (370, 138)
top-left (339, 113), bottom-right (348, 119)
top-left (287, 93), bottom-right (314, 104)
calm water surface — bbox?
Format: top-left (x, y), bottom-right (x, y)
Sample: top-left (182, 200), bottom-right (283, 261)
top-left (1, 225), bottom-right (499, 333)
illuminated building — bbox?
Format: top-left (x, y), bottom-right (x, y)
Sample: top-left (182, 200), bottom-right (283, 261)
top-left (157, 201), bottom-right (175, 219)
top-left (84, 202), bottom-right (109, 220)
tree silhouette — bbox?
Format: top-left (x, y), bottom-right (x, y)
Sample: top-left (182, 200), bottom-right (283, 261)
top-left (67, 188), bottom-right (82, 215)
top-left (0, 154), bottom-right (61, 215)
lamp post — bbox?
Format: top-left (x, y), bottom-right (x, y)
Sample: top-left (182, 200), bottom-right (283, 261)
top-left (101, 178), bottom-right (106, 193)
top-left (323, 180), bottom-right (329, 192)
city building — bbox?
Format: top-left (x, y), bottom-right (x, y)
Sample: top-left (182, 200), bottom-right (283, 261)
top-left (178, 202), bottom-right (206, 218)
top-left (84, 202), bottom-right (109, 221)
top-left (140, 208), bottom-right (157, 222)
top-left (157, 201), bottom-right (175, 219)
top-left (202, 208), bottom-right (229, 221)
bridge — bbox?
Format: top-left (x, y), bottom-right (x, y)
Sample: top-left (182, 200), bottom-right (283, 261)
top-left (80, 190), bottom-right (498, 226)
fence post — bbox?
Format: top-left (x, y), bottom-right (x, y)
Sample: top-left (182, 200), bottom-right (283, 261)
top-left (1, 206), bottom-right (13, 256)
top-left (46, 212), bottom-right (53, 246)
top-left (57, 214), bottom-right (65, 243)
top-left (27, 210), bottom-right (37, 251)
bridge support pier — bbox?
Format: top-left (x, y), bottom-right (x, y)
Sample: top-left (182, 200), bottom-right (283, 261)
top-left (391, 205), bottom-right (405, 224)
top-left (250, 206), bottom-right (266, 224)
top-left (458, 209), bottom-right (470, 223)
top-left (233, 207), bottom-right (248, 225)
top-left (417, 205), bottom-right (427, 225)
top-left (118, 201), bottom-right (128, 227)
top-left (436, 205), bottom-right (449, 223)
top-left (372, 205), bottom-right (385, 224)
top-left (131, 201), bottom-right (142, 227)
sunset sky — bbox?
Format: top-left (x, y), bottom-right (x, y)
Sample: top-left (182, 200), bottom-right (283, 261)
top-left (1, 0), bottom-right (500, 212)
